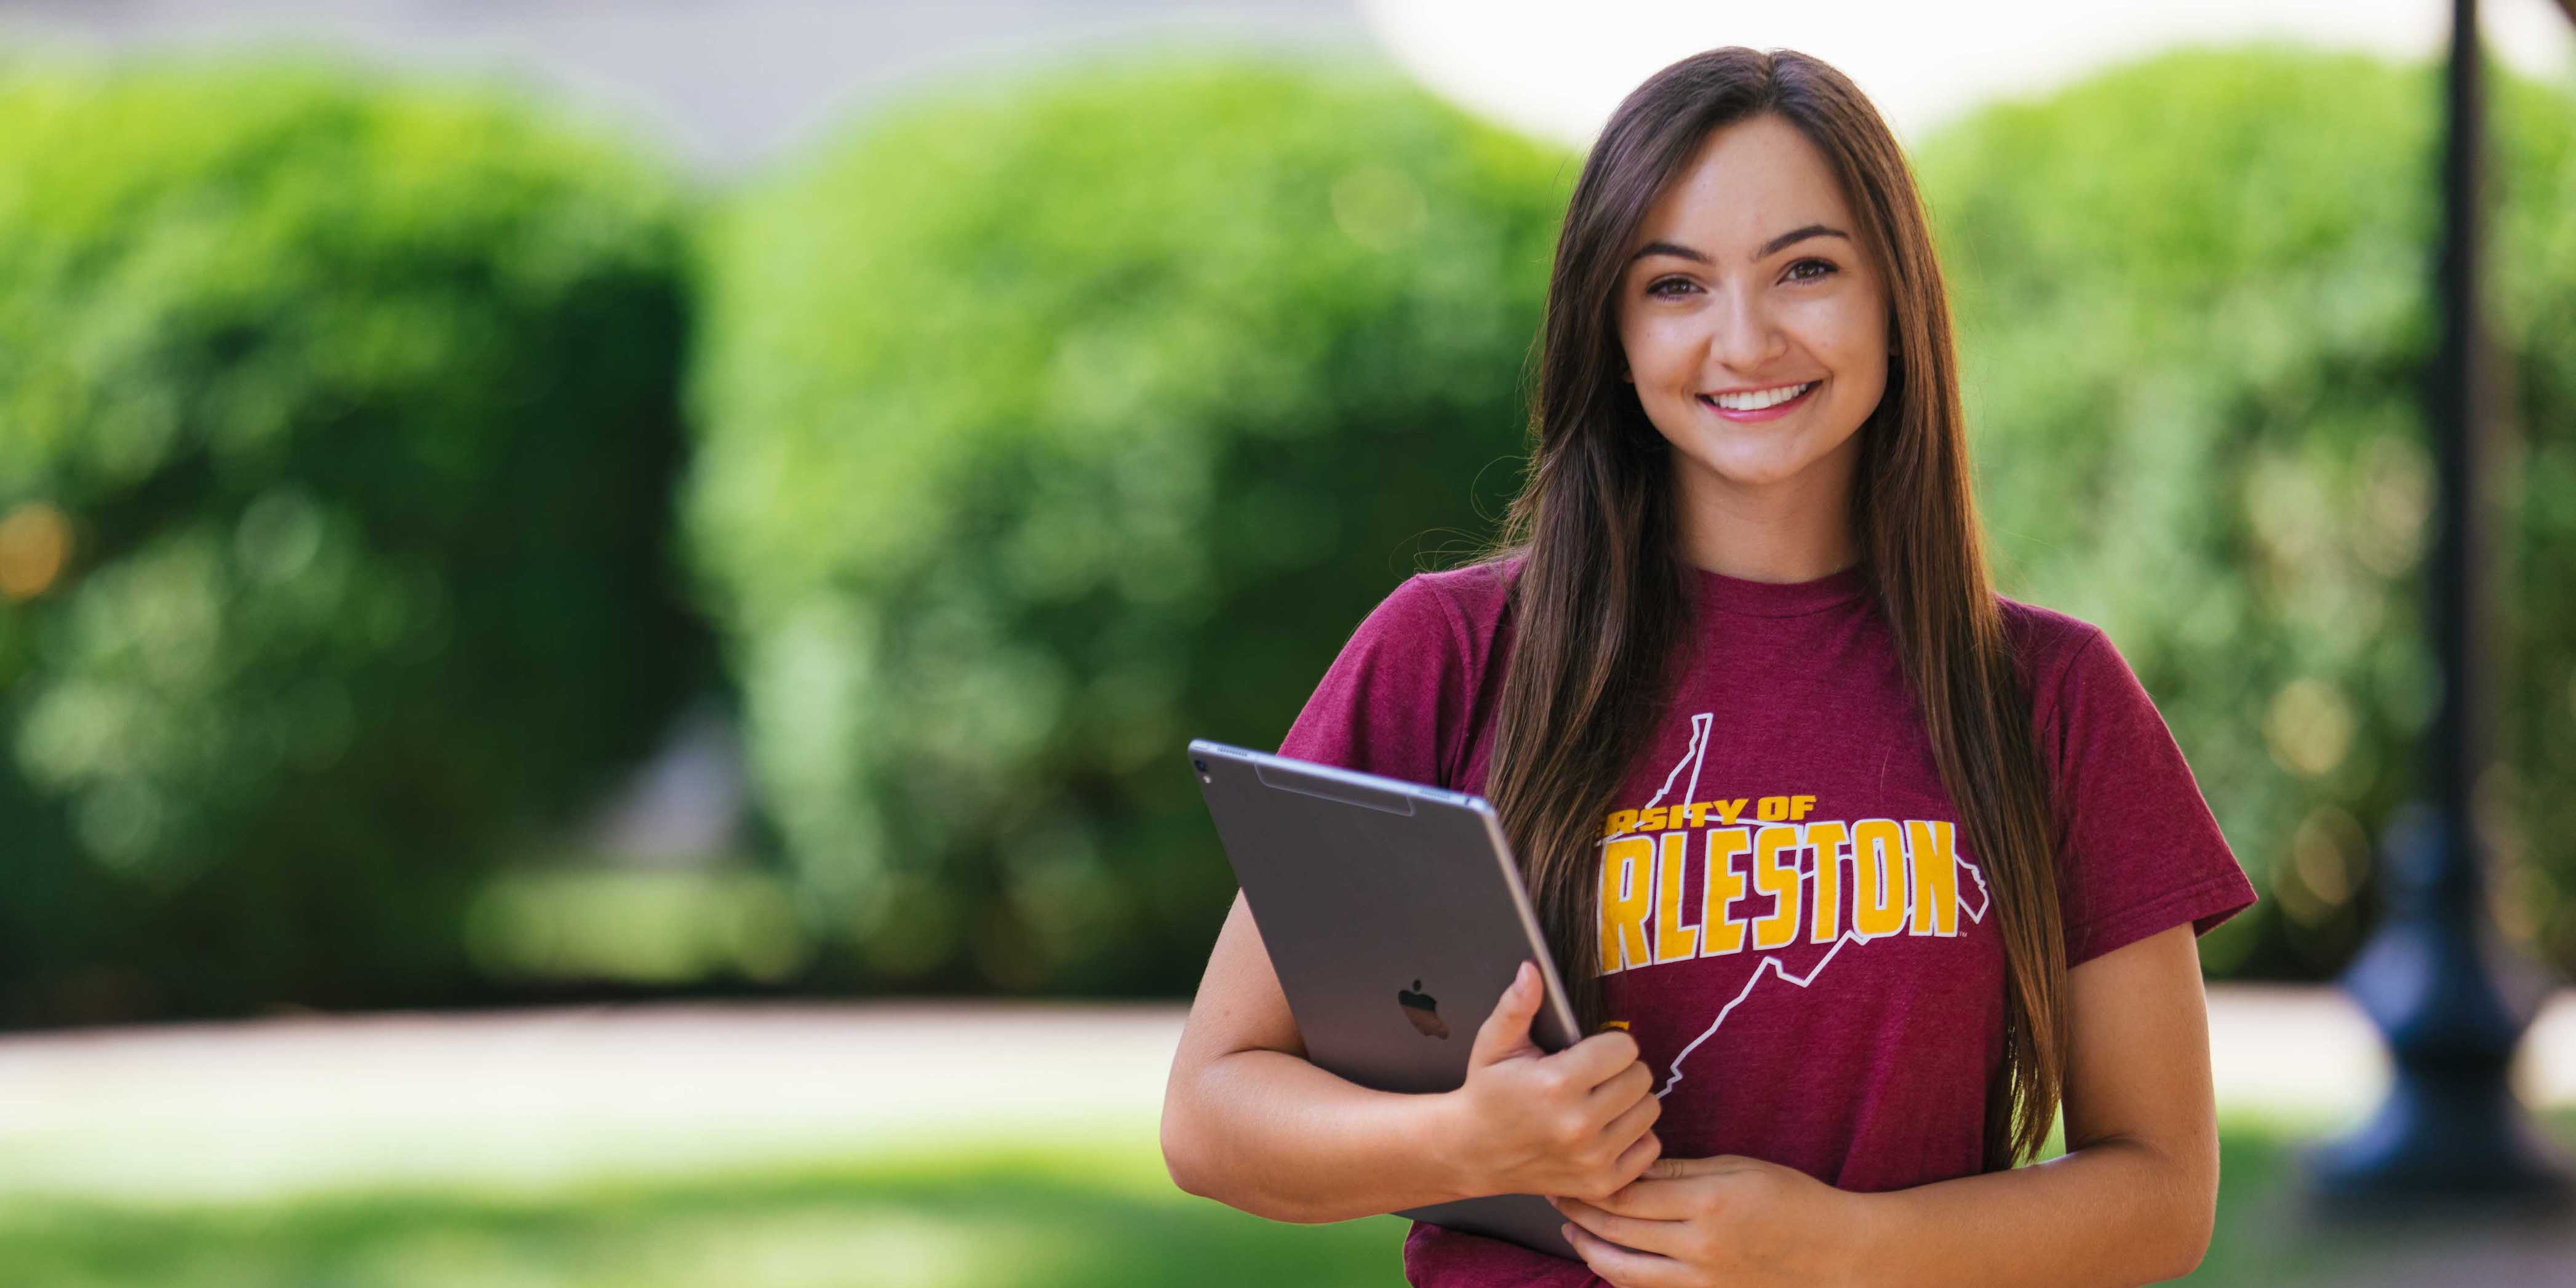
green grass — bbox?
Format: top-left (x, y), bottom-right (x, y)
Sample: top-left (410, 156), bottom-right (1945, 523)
top-left (1, 1116), bottom-right (2569, 1286)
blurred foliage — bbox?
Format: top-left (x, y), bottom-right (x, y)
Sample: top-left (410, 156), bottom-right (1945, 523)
top-left (1920, 44), bottom-right (2576, 977)
top-left (0, 61), bottom-right (712, 1023)
top-left (463, 868), bottom-right (805, 986)
top-left (684, 50), bottom-right (1569, 994)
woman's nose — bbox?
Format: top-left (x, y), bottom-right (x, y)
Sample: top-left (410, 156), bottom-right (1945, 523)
top-left (1705, 285), bottom-right (1787, 372)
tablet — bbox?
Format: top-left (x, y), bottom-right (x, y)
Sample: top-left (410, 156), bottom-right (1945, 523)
top-left (1186, 737), bottom-right (1592, 1262)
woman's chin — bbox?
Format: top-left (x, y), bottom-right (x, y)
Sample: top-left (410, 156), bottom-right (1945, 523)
top-left (1665, 432), bottom-right (1857, 493)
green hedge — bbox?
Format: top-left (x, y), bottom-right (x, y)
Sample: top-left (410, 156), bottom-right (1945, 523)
top-left (1918, 44), bottom-right (2576, 975)
top-left (0, 62), bottom-right (710, 1022)
top-left (684, 50), bottom-right (1571, 993)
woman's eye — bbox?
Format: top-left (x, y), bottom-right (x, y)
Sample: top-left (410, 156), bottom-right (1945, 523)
top-left (1647, 260), bottom-right (1835, 297)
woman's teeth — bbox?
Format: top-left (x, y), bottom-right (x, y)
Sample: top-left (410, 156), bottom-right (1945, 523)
top-left (1702, 381), bottom-right (1818, 411)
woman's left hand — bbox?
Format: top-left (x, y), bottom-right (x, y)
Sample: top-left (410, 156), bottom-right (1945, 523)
top-left (1547, 1154), bottom-right (1867, 1288)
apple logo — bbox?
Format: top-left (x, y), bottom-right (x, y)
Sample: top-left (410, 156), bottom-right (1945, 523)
top-left (1397, 978), bottom-right (1449, 1039)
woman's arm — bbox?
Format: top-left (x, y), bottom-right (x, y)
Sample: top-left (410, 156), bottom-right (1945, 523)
top-left (1160, 890), bottom-right (1482, 1223)
top-left (1842, 922), bottom-right (2221, 1286)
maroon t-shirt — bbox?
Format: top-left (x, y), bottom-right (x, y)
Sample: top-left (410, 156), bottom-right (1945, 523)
top-left (1274, 553), bottom-right (2257, 1288)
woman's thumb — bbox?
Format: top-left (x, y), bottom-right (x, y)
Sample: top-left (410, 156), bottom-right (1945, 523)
top-left (1472, 961), bottom-right (1540, 1060)
top-left (1494, 963), bottom-right (1525, 1020)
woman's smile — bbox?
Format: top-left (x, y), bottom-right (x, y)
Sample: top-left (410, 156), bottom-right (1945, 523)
top-left (1697, 378), bottom-right (1822, 423)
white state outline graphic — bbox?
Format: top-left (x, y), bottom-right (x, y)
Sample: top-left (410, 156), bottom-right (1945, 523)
top-left (1595, 712), bottom-right (1993, 1098)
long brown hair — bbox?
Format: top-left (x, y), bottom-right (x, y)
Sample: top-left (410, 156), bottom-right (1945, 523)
top-left (1452, 46), bottom-right (2069, 1170)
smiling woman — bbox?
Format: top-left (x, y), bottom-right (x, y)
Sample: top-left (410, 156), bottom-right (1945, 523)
top-left (1164, 43), bottom-right (2259, 1288)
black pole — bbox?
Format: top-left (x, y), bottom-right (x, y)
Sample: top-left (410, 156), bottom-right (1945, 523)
top-left (2305, 0), bottom-right (2572, 1209)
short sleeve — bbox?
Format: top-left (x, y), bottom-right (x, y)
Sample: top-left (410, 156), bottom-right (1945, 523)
top-left (2044, 626), bottom-right (2260, 969)
top-left (1275, 573), bottom-right (1473, 790)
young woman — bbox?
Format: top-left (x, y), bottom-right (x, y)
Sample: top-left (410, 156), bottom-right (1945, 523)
top-left (1160, 46), bottom-right (2257, 1288)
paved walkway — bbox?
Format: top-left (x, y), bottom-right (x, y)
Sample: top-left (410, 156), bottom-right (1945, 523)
top-left (2, 983), bottom-right (2574, 1204)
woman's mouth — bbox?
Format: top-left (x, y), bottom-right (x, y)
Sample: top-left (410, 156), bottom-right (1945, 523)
top-left (1697, 379), bottom-right (1820, 422)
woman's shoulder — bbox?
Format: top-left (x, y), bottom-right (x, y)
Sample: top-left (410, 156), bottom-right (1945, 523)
top-left (1319, 552), bottom-right (1520, 681)
top-left (1992, 593), bottom-right (2115, 724)
top-left (1405, 551), bottom-right (1520, 631)
top-left (1277, 554), bottom-right (1520, 786)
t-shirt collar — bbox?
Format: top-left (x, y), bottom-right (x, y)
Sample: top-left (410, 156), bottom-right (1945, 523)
top-left (1686, 559), bottom-right (1870, 618)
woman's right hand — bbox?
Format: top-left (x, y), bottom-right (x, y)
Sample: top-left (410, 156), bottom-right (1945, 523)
top-left (1439, 959), bottom-right (1663, 1203)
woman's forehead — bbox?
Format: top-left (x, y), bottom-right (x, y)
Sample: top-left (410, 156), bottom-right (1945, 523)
top-left (1636, 121), bottom-right (1853, 256)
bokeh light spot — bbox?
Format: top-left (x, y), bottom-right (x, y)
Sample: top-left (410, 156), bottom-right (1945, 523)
top-left (0, 500), bottom-right (73, 600)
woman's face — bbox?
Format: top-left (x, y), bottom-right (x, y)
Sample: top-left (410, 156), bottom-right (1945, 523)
top-left (1616, 113), bottom-right (1892, 498)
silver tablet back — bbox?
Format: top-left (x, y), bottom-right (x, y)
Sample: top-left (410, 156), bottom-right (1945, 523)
top-left (1187, 737), bottom-right (1589, 1260)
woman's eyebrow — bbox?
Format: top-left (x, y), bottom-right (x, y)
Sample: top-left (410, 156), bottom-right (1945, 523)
top-left (1629, 224), bottom-right (1852, 265)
